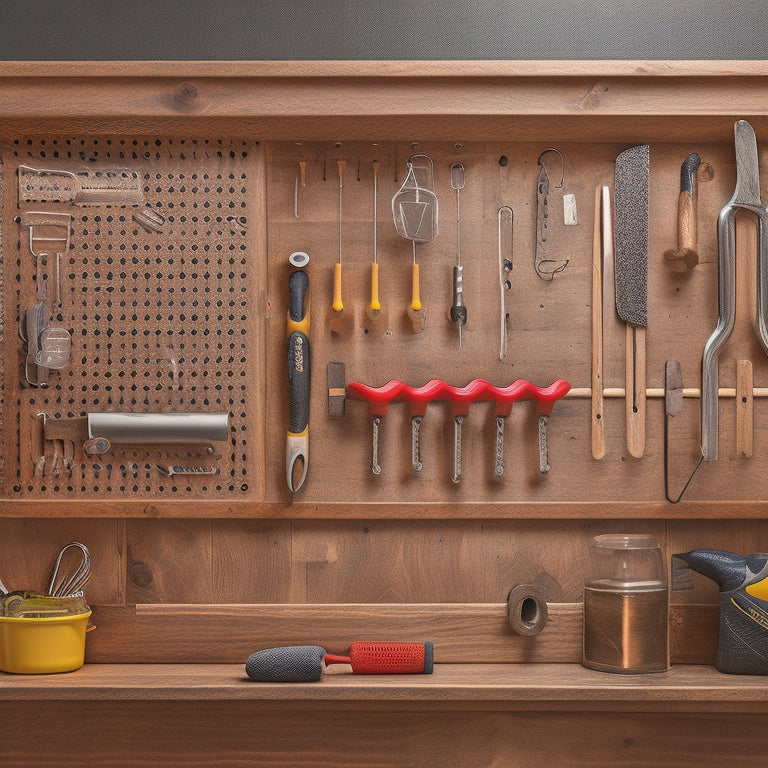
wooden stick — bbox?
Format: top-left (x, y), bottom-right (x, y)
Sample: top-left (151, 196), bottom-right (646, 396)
top-left (626, 324), bottom-right (646, 458)
top-left (736, 360), bottom-right (753, 458)
top-left (591, 186), bottom-right (605, 460)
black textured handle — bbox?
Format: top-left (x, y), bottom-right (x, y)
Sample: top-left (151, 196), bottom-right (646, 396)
top-left (287, 269), bottom-right (310, 434)
top-left (289, 269), bottom-right (309, 323)
top-left (287, 330), bottom-right (310, 433)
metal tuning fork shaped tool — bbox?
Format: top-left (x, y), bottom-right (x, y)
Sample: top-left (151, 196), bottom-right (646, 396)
top-left (701, 120), bottom-right (768, 461)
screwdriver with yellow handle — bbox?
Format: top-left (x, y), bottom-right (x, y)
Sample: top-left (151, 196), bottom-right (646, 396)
top-left (368, 160), bottom-right (381, 318)
top-left (332, 159), bottom-right (345, 315)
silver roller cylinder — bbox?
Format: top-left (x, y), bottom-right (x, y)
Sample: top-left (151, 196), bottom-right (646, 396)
top-left (87, 412), bottom-right (230, 445)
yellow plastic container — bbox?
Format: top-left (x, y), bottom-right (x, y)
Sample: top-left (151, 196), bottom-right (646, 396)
top-left (0, 611), bottom-right (91, 674)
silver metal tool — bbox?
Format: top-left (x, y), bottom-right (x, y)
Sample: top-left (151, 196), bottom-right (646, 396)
top-left (535, 149), bottom-right (569, 281)
top-left (87, 412), bottom-right (229, 449)
top-left (392, 154), bottom-right (438, 333)
top-left (48, 542), bottom-right (91, 598)
top-left (702, 120), bottom-right (768, 461)
top-left (498, 206), bottom-right (514, 359)
top-left (18, 164), bottom-right (143, 205)
top-left (37, 412), bottom-right (230, 476)
top-left (158, 465), bottom-right (220, 476)
top-left (19, 212), bottom-right (73, 386)
top-left (449, 162), bottom-right (467, 344)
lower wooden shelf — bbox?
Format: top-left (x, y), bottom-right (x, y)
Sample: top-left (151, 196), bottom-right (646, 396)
top-left (4, 663), bottom-right (768, 712)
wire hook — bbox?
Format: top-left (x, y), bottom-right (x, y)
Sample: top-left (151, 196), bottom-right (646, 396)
top-left (537, 148), bottom-right (565, 189)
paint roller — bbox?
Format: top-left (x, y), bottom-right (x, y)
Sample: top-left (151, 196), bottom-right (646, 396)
top-left (245, 641), bottom-right (434, 682)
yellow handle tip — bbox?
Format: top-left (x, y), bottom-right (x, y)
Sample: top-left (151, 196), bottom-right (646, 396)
top-left (411, 263), bottom-right (421, 311)
top-left (332, 262), bottom-right (343, 313)
top-left (370, 262), bottom-right (381, 312)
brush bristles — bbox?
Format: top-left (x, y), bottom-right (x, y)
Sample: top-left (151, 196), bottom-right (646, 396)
top-left (245, 645), bottom-right (326, 682)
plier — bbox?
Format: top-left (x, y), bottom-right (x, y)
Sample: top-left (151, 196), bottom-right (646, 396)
top-left (701, 120), bottom-right (768, 461)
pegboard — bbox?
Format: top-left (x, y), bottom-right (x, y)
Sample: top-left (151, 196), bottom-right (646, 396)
top-left (264, 139), bottom-right (768, 505)
top-left (2, 136), bottom-right (264, 500)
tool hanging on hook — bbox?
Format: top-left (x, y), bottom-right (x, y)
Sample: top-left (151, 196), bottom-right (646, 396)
top-left (702, 120), bottom-right (768, 463)
top-left (392, 153), bottom-right (438, 333)
top-left (333, 158), bottom-right (346, 316)
top-left (498, 206), bottom-right (513, 360)
top-left (368, 159), bottom-right (382, 322)
top-left (534, 148), bottom-right (570, 281)
top-left (449, 162), bottom-right (467, 344)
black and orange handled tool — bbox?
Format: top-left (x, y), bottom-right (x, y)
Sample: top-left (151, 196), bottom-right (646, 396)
top-left (246, 641), bottom-right (434, 682)
top-left (286, 268), bottom-right (310, 493)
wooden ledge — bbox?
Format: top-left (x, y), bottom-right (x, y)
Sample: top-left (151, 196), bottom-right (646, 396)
top-left (4, 663), bottom-right (768, 712)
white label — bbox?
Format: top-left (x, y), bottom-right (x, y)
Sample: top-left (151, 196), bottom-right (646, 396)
top-left (563, 193), bottom-right (578, 226)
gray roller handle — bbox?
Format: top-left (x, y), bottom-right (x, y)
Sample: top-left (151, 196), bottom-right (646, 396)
top-left (87, 412), bottom-right (229, 445)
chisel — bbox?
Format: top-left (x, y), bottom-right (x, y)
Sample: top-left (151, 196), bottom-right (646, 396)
top-left (614, 144), bottom-right (649, 459)
top-left (286, 267), bottom-right (311, 493)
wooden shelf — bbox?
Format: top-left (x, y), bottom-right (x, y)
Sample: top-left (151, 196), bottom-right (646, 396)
top-left (4, 663), bottom-right (767, 712)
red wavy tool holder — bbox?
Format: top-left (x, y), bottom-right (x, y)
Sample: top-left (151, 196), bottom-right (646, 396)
top-left (346, 378), bottom-right (571, 412)
top-left (346, 378), bottom-right (571, 478)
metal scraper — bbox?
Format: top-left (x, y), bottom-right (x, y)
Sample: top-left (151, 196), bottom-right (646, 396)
top-left (614, 144), bottom-right (649, 459)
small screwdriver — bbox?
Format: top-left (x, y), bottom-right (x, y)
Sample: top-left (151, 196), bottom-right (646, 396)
top-left (449, 163), bottom-right (467, 345)
top-left (368, 160), bottom-right (381, 319)
top-left (332, 159), bottom-right (345, 314)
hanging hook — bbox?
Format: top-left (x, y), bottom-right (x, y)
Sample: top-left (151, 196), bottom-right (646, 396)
top-left (537, 148), bottom-right (565, 189)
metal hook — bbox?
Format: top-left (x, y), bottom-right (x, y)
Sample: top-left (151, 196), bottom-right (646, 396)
top-left (537, 148), bottom-right (565, 189)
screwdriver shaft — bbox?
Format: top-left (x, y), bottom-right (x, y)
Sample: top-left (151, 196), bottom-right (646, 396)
top-left (371, 416), bottom-right (382, 475)
top-left (494, 416), bottom-right (505, 477)
top-left (453, 415), bottom-right (463, 484)
top-left (411, 416), bottom-right (423, 471)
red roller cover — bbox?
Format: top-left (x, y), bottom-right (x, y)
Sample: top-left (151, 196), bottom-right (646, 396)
top-left (324, 641), bottom-right (433, 674)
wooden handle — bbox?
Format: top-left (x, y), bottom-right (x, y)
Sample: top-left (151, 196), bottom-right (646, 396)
top-left (591, 186), bottom-right (605, 460)
top-left (626, 324), bottom-right (646, 458)
top-left (664, 153), bottom-right (700, 271)
top-left (736, 359), bottom-right (753, 458)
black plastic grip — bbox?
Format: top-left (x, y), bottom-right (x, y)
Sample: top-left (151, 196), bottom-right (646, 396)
top-left (288, 269), bottom-right (310, 323)
top-left (287, 331), bottom-right (310, 434)
top-left (287, 269), bottom-right (311, 434)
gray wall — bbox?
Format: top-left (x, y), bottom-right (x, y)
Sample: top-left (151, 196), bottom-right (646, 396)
top-left (1, 0), bottom-right (767, 60)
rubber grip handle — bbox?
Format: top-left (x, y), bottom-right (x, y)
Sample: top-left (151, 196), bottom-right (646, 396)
top-left (287, 270), bottom-right (311, 434)
top-left (287, 330), bottom-right (310, 433)
top-left (288, 270), bottom-right (310, 330)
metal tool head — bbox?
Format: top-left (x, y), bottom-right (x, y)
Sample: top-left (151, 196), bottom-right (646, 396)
top-left (614, 144), bottom-right (650, 327)
top-left (392, 159), bottom-right (439, 243)
top-left (731, 120), bottom-right (764, 211)
top-left (48, 541), bottom-right (92, 598)
top-left (450, 162), bottom-right (465, 191)
top-left (286, 431), bottom-right (309, 494)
